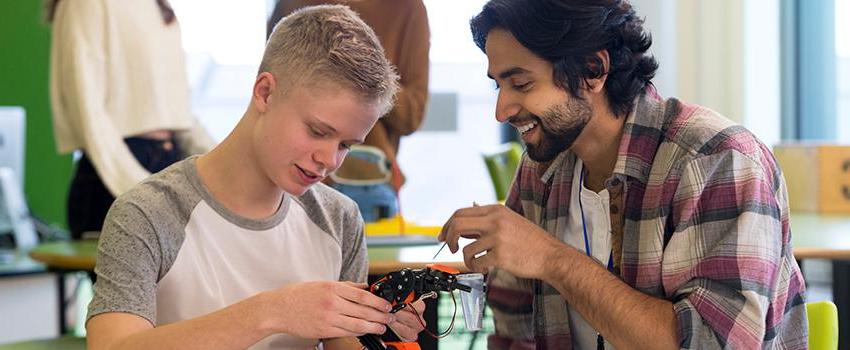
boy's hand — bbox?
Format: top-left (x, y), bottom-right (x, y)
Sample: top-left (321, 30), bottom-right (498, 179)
top-left (388, 300), bottom-right (426, 341)
top-left (264, 281), bottom-right (395, 339)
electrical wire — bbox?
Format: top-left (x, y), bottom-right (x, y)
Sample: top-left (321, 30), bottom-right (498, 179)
top-left (406, 292), bottom-right (457, 339)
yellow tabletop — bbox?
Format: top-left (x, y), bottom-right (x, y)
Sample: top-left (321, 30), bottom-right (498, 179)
top-left (365, 216), bottom-right (442, 237)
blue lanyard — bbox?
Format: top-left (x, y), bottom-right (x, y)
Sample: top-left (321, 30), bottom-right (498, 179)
top-left (579, 164), bottom-right (614, 350)
top-left (578, 164), bottom-right (614, 272)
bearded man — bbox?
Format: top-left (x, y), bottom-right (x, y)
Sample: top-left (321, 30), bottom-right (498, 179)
top-left (438, 1), bottom-right (808, 349)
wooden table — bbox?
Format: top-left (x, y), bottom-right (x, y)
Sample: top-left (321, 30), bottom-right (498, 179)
top-left (36, 214), bottom-right (850, 348)
top-left (368, 241), bottom-right (466, 275)
top-left (31, 210), bottom-right (846, 270)
top-left (788, 212), bottom-right (850, 349)
top-left (790, 213), bottom-right (850, 259)
top-left (0, 249), bottom-right (47, 277)
top-left (27, 238), bottom-right (464, 350)
top-left (0, 335), bottom-right (84, 350)
top-left (28, 240), bottom-right (97, 272)
top-left (26, 241), bottom-right (98, 335)
top-left (27, 239), bottom-right (466, 275)
top-left (0, 250), bottom-right (58, 342)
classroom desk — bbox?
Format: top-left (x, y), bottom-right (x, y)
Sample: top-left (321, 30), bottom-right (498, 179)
top-left (26, 241), bottom-right (97, 335)
top-left (28, 240), bottom-right (97, 272)
top-left (0, 335), bottom-right (85, 350)
top-left (396, 216), bottom-right (850, 348)
top-left (789, 212), bottom-right (850, 349)
top-left (0, 250), bottom-right (59, 342)
top-left (0, 249), bottom-right (47, 277)
top-left (33, 213), bottom-right (850, 349)
top-left (27, 238), bottom-right (466, 350)
top-left (791, 213), bottom-right (850, 259)
top-left (368, 242), bottom-right (466, 275)
top-left (27, 239), bottom-right (467, 275)
top-left (30, 212), bottom-right (850, 270)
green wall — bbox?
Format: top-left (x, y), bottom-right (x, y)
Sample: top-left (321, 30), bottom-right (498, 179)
top-left (0, 1), bottom-right (73, 228)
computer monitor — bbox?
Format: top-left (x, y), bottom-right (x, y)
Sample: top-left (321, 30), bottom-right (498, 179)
top-left (0, 168), bottom-right (37, 248)
top-left (0, 106), bottom-right (25, 185)
top-left (0, 107), bottom-right (35, 249)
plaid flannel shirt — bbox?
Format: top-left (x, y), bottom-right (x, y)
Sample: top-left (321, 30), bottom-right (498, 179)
top-left (487, 87), bottom-right (808, 350)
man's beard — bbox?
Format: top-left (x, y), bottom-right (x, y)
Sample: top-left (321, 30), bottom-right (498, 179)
top-left (524, 97), bottom-right (593, 162)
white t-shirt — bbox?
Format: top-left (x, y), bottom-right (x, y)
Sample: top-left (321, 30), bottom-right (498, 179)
top-left (563, 159), bottom-right (616, 350)
top-left (88, 157), bottom-right (367, 349)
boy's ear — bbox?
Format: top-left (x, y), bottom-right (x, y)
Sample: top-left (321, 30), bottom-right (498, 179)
top-left (253, 72), bottom-right (277, 113)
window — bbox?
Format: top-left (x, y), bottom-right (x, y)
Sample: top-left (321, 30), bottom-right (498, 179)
top-left (171, 1), bottom-right (504, 224)
top-left (837, 0), bottom-right (850, 142)
top-left (399, 0), bottom-right (501, 224)
top-left (170, 0), bottom-right (266, 141)
top-left (781, 0), bottom-right (845, 141)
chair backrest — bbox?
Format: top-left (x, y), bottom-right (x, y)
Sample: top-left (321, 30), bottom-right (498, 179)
top-left (330, 145), bottom-right (391, 185)
top-left (482, 142), bottom-right (523, 202)
top-left (807, 300), bottom-right (838, 350)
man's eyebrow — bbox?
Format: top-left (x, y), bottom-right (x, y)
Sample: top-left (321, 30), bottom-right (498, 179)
top-left (487, 66), bottom-right (531, 80)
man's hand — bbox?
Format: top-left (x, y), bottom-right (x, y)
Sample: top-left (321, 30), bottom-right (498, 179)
top-left (438, 204), bottom-right (565, 279)
top-left (262, 281), bottom-right (395, 339)
top-left (388, 300), bottom-right (426, 341)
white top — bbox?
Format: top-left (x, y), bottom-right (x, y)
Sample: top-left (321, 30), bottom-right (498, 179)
top-left (156, 201), bottom-right (343, 349)
top-left (88, 157), bottom-right (368, 349)
top-left (49, 0), bottom-right (213, 196)
top-left (563, 159), bottom-right (616, 350)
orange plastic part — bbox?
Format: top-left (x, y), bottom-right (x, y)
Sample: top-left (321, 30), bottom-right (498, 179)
top-left (426, 263), bottom-right (460, 275)
top-left (385, 342), bottom-right (422, 350)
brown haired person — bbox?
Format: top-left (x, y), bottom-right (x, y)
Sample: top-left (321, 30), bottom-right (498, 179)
top-left (84, 6), bottom-right (425, 349)
top-left (269, 0), bottom-right (429, 222)
top-left (438, 0), bottom-right (807, 349)
top-left (47, 0), bottom-right (216, 239)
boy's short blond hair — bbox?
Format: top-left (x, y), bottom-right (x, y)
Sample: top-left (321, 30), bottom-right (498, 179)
top-left (261, 5), bottom-right (399, 115)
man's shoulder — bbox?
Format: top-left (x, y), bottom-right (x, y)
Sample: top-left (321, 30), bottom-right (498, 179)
top-left (660, 100), bottom-right (766, 161)
top-left (643, 97), bottom-right (782, 188)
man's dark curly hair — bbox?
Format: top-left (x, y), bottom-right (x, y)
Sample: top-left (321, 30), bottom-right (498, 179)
top-left (471, 0), bottom-right (658, 117)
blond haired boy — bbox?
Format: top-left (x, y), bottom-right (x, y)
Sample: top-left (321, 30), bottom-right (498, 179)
top-left (86, 6), bottom-right (424, 349)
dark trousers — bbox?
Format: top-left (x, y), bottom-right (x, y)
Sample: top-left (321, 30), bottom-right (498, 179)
top-left (67, 137), bottom-right (181, 239)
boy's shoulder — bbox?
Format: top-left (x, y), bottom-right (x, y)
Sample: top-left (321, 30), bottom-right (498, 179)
top-left (290, 182), bottom-right (364, 246)
top-left (115, 157), bottom-right (203, 218)
top-left (293, 182), bottom-right (362, 224)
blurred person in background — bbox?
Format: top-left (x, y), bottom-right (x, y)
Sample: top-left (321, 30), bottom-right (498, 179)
top-left (47, 0), bottom-right (215, 239)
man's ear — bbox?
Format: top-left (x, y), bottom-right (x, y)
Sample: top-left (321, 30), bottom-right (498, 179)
top-left (584, 50), bottom-right (610, 93)
top-left (253, 72), bottom-right (277, 113)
